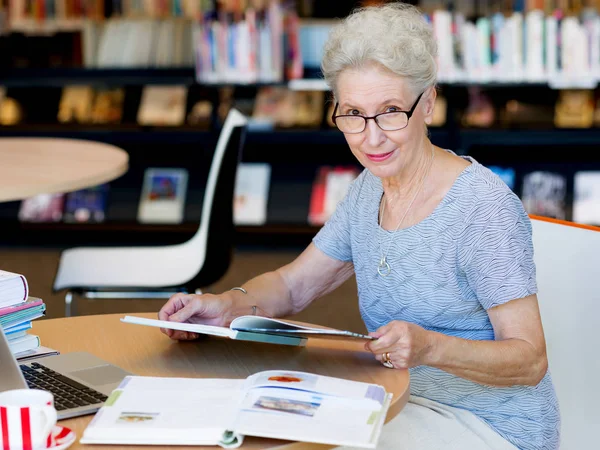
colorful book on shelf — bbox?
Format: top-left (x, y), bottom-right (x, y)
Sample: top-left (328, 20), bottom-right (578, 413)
top-left (0, 270), bottom-right (29, 308)
top-left (137, 168), bottom-right (188, 224)
top-left (554, 90), bottom-right (595, 128)
top-left (521, 171), bottom-right (567, 220)
top-left (137, 85), bottom-right (187, 127)
top-left (80, 370), bottom-right (391, 448)
top-left (573, 171), bottom-right (600, 226)
top-left (63, 184), bottom-right (109, 223)
top-left (57, 85), bottom-right (94, 124)
top-left (252, 86), bottom-right (296, 128)
top-left (187, 100), bottom-right (213, 126)
top-left (18, 193), bottom-right (65, 223)
top-left (121, 315), bottom-right (374, 345)
top-left (293, 91), bottom-right (324, 128)
top-left (233, 163), bottom-right (271, 226)
top-left (308, 166), bottom-right (360, 226)
top-left (90, 87), bottom-right (125, 124)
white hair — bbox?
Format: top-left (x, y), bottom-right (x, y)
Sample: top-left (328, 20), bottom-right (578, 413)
top-left (321, 2), bottom-right (437, 97)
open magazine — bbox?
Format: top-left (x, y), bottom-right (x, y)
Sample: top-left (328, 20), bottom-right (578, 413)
top-left (121, 315), bottom-right (374, 346)
top-left (80, 370), bottom-right (392, 448)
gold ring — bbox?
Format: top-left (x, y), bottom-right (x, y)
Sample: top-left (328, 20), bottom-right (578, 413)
top-left (382, 352), bottom-right (394, 369)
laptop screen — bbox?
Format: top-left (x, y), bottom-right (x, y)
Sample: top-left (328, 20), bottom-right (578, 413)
top-left (0, 327), bottom-right (28, 392)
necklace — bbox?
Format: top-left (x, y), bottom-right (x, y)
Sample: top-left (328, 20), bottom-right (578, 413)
top-left (377, 144), bottom-right (435, 277)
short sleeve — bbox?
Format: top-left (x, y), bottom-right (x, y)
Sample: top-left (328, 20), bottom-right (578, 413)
top-left (312, 170), bottom-right (366, 262)
top-left (458, 189), bottom-right (538, 310)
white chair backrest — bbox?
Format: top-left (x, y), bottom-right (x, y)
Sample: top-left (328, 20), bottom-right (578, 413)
top-left (531, 216), bottom-right (600, 449)
top-left (159, 108), bottom-right (246, 286)
top-left (190, 108), bottom-right (247, 247)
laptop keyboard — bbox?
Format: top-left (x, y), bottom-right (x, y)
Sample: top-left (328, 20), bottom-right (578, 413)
top-left (20, 362), bottom-right (108, 411)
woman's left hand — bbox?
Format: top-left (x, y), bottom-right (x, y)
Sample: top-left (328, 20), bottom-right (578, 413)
top-left (366, 320), bottom-right (434, 369)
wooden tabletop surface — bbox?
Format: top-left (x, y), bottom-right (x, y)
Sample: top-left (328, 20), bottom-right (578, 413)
top-left (33, 313), bottom-right (410, 450)
top-left (0, 137), bottom-right (128, 202)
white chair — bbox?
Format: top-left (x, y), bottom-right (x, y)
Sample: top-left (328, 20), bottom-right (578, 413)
top-left (531, 215), bottom-right (600, 449)
top-left (53, 109), bottom-right (248, 316)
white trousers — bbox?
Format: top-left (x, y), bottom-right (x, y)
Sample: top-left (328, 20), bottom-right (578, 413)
top-left (336, 396), bottom-right (519, 450)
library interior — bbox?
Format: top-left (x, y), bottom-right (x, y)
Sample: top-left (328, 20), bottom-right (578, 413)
top-left (1, 0), bottom-right (599, 449)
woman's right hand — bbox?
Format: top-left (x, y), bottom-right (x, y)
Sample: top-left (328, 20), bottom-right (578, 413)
top-left (158, 292), bottom-right (233, 341)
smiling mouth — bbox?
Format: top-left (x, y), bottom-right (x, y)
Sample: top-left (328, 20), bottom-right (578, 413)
top-left (365, 150), bottom-right (395, 161)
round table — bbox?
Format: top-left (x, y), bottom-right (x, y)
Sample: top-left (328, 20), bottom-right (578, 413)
top-left (0, 138), bottom-right (129, 202)
top-left (33, 313), bottom-right (410, 450)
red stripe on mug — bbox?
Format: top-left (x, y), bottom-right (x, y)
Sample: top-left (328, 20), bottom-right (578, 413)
top-left (1, 407), bottom-right (10, 450)
top-left (20, 408), bottom-right (32, 450)
top-left (55, 427), bottom-right (69, 440)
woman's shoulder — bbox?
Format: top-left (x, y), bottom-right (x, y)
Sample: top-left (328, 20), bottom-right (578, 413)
top-left (454, 155), bottom-right (529, 223)
top-left (348, 168), bottom-right (381, 200)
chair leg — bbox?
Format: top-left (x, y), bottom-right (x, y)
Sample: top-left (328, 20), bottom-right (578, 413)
top-left (65, 291), bottom-right (74, 317)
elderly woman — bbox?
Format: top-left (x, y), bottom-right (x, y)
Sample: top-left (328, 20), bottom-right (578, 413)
top-left (159, 3), bottom-right (560, 449)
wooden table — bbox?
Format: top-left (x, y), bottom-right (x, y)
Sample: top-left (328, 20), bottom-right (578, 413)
top-left (33, 313), bottom-right (410, 450)
top-left (0, 138), bottom-right (129, 202)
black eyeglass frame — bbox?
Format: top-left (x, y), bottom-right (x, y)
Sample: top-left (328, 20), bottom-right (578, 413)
top-left (331, 91), bottom-right (425, 134)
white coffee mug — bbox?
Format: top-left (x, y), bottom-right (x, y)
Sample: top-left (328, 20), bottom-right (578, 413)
top-left (0, 389), bottom-right (57, 450)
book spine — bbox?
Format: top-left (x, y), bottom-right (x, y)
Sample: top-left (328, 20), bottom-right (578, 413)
top-left (9, 334), bottom-right (41, 355)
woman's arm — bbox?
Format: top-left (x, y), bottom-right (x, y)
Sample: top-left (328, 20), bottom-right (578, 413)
top-left (368, 294), bottom-right (548, 387)
top-left (426, 294), bottom-right (548, 386)
top-left (222, 243), bottom-right (355, 322)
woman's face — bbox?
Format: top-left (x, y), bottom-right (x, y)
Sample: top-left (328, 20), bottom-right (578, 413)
top-left (335, 64), bottom-right (434, 180)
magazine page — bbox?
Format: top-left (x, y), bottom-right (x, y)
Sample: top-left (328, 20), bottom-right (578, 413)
top-left (233, 370), bottom-right (391, 449)
top-left (120, 316), bottom-right (306, 347)
top-left (230, 316), bottom-right (374, 340)
top-left (120, 315), bottom-right (236, 338)
top-left (80, 376), bottom-right (245, 448)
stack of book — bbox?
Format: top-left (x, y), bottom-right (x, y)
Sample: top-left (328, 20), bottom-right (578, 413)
top-left (0, 270), bottom-right (52, 360)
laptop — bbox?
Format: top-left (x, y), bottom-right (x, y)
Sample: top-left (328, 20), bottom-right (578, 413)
top-left (0, 327), bottom-right (131, 420)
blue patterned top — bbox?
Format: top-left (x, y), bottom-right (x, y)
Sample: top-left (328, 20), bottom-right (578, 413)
top-left (313, 155), bottom-right (560, 450)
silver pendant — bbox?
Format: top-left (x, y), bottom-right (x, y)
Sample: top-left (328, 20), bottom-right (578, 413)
top-left (377, 257), bottom-right (391, 277)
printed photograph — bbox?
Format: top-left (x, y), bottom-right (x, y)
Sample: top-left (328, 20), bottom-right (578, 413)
top-left (253, 396), bottom-right (321, 417)
top-left (253, 371), bottom-right (318, 389)
top-left (148, 175), bottom-right (181, 200)
top-left (267, 375), bottom-right (303, 383)
top-left (117, 412), bottom-right (159, 424)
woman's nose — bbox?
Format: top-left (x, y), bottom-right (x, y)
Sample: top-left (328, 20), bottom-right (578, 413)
top-left (364, 119), bottom-right (386, 147)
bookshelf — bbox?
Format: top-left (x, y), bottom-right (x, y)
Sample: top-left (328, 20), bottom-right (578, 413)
top-left (2, 0), bottom-right (600, 247)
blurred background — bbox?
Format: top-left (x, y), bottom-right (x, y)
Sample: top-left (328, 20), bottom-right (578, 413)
top-left (1, 0), bottom-right (599, 327)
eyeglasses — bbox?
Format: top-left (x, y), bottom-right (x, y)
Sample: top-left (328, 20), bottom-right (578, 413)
top-left (331, 91), bottom-right (424, 134)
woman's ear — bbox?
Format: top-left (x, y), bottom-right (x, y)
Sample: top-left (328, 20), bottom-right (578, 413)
top-left (423, 88), bottom-right (437, 125)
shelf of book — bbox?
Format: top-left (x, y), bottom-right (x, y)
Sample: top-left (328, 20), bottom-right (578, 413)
top-left (460, 129), bottom-right (600, 148)
top-left (2, 126), bottom-right (597, 151)
top-left (0, 220), bottom-right (321, 248)
top-left (0, 70), bottom-right (587, 90)
top-left (0, 68), bottom-right (199, 88)
top-left (0, 128), bottom-right (352, 151)
top-left (0, 126), bottom-right (214, 144)
top-left (14, 222), bottom-right (321, 236)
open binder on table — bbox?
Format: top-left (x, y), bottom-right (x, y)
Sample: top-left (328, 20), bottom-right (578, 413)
top-left (80, 370), bottom-right (392, 448)
top-left (121, 315), bottom-right (375, 347)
